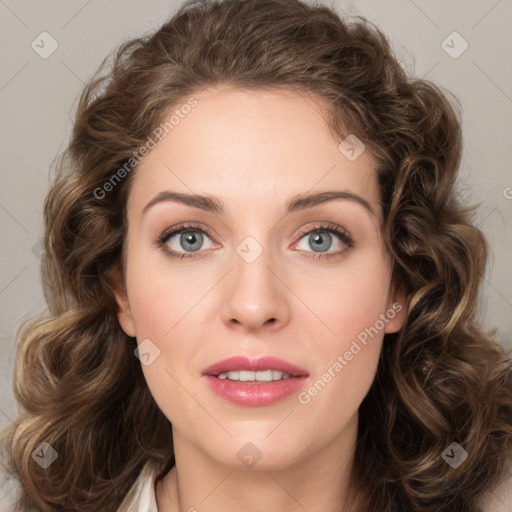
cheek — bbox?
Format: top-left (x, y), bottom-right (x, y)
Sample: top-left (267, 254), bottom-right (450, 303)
top-left (294, 250), bottom-right (391, 410)
top-left (125, 244), bottom-right (198, 338)
top-left (125, 267), bottom-right (198, 424)
top-left (299, 249), bottom-right (392, 346)
top-left (124, 248), bottom-right (210, 415)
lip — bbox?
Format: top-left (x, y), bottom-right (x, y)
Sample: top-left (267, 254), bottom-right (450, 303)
top-left (202, 355), bottom-right (310, 407)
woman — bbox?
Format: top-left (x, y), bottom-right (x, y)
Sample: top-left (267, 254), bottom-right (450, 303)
top-left (1, 0), bottom-right (511, 510)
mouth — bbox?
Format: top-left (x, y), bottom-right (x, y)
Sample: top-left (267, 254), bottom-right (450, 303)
top-left (202, 354), bottom-right (309, 379)
top-left (202, 355), bottom-right (309, 407)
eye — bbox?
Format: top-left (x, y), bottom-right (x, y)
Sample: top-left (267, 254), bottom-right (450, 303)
top-left (155, 222), bottom-right (354, 261)
top-left (155, 223), bottom-right (217, 259)
top-left (293, 223), bottom-right (353, 260)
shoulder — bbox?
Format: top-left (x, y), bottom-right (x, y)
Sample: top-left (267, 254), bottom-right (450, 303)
top-left (116, 461), bottom-right (160, 512)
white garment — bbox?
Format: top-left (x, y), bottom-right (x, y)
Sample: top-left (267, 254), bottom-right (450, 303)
top-left (116, 461), bottom-right (159, 512)
top-left (479, 467), bottom-right (512, 512)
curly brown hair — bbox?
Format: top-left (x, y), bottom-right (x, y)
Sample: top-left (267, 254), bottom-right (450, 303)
top-left (1, 0), bottom-right (511, 510)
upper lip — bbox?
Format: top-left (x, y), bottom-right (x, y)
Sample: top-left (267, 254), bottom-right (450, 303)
top-left (202, 355), bottom-right (309, 377)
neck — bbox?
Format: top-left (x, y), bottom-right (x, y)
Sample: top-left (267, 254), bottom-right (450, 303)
top-left (156, 414), bottom-right (362, 512)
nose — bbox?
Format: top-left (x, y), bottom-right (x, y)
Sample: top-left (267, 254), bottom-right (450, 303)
top-left (220, 241), bottom-right (291, 333)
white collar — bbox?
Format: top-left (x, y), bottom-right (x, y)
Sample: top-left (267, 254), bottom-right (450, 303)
top-left (117, 461), bottom-right (160, 512)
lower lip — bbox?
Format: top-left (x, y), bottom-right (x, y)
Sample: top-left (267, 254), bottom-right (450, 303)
top-left (203, 375), bottom-right (309, 407)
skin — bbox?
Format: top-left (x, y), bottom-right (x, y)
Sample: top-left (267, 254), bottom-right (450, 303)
top-left (112, 85), bottom-right (407, 512)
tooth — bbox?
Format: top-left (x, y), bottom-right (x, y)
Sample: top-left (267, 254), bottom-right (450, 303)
top-left (255, 370), bottom-right (273, 382)
top-left (238, 370), bottom-right (256, 381)
top-left (218, 369), bottom-right (294, 381)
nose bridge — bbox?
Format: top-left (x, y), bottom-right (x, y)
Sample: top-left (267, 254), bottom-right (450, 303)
top-left (220, 231), bottom-right (290, 330)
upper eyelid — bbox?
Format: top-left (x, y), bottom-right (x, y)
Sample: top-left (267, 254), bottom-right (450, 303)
top-left (158, 222), bottom-right (352, 246)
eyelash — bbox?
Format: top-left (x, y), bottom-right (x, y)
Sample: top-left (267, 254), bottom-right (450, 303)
top-left (155, 222), bottom-right (354, 261)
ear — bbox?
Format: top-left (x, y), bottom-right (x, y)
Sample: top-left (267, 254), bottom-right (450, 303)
top-left (384, 277), bottom-right (408, 334)
top-left (107, 265), bottom-right (136, 338)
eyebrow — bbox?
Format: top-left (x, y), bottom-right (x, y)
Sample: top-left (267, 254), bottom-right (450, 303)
top-left (141, 190), bottom-right (376, 218)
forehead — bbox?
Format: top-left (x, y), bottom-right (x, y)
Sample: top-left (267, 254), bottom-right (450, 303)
top-left (128, 86), bottom-right (380, 219)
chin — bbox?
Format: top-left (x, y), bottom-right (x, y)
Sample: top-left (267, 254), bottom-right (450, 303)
top-left (206, 437), bottom-right (308, 472)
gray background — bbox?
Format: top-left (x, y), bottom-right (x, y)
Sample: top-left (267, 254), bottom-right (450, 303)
top-left (0, 0), bottom-right (511, 509)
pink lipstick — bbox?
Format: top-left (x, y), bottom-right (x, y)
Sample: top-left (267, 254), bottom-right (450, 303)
top-left (202, 355), bottom-right (309, 407)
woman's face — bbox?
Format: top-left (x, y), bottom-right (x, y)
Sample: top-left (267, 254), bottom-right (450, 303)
top-left (113, 85), bottom-right (406, 471)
